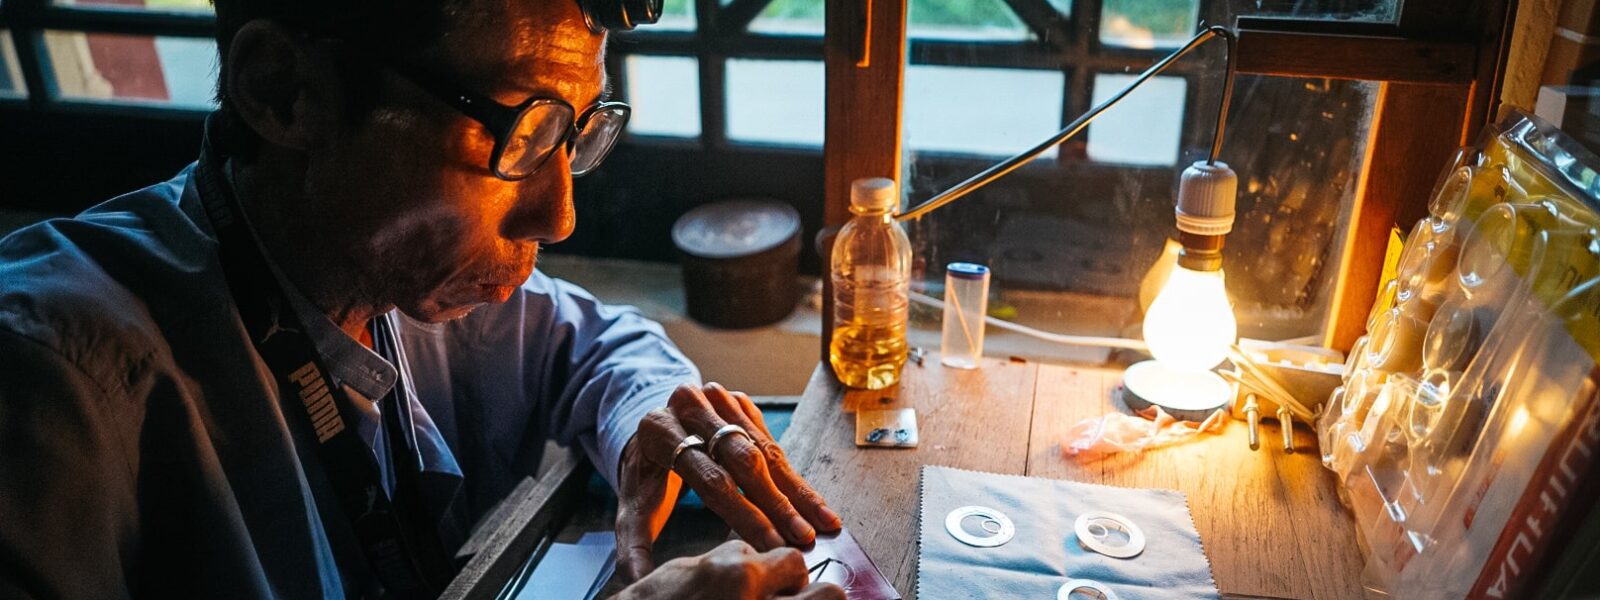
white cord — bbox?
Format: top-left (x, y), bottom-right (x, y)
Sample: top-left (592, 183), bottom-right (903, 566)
top-left (909, 291), bottom-right (1150, 352)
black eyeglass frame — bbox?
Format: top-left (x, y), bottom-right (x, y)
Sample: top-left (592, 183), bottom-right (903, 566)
top-left (383, 59), bottom-right (630, 181)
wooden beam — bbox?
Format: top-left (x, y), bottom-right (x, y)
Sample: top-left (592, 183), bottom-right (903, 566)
top-left (1323, 82), bottom-right (1469, 351)
top-left (822, 0), bottom-right (907, 227)
top-left (442, 451), bottom-right (589, 600)
top-left (1234, 28), bottom-right (1477, 84)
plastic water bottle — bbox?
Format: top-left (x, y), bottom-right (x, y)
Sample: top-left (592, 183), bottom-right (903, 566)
top-left (829, 178), bottom-right (912, 390)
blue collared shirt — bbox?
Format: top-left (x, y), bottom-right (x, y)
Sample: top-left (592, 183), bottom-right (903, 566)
top-left (0, 163), bottom-right (699, 599)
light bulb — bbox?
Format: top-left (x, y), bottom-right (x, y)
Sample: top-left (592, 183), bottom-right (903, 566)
top-left (1143, 265), bottom-right (1237, 371)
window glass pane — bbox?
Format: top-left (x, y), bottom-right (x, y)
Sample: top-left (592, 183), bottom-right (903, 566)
top-left (1099, 0), bottom-right (1198, 49)
top-left (55, 0), bottom-right (213, 11)
top-left (749, 0), bottom-right (824, 36)
top-left (625, 55), bottom-right (701, 137)
top-left (44, 31), bottom-right (218, 109)
top-left (904, 71), bottom-right (1377, 361)
top-left (1242, 0), bottom-right (1396, 22)
top-left (652, 0), bottom-right (695, 31)
top-left (725, 58), bottom-right (824, 146)
top-left (1087, 73), bottom-right (1185, 166)
top-left (905, 65), bottom-right (1064, 157)
top-left (748, 0), bottom-right (1037, 39)
top-left (909, 0), bottom-right (1032, 41)
top-left (0, 30), bottom-right (25, 98)
top-left (1047, 0), bottom-right (1072, 17)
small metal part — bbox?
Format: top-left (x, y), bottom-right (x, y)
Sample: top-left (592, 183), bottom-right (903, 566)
top-left (910, 347), bottom-right (926, 366)
top-left (944, 506), bottom-right (1015, 547)
top-left (1278, 405), bottom-right (1295, 454)
top-left (1058, 579), bottom-right (1119, 600)
top-left (1074, 511), bottom-right (1145, 559)
top-left (866, 428), bottom-right (889, 443)
top-left (1244, 393), bottom-right (1261, 451)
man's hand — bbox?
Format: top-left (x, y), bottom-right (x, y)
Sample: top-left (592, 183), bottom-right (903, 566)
top-left (615, 383), bottom-right (843, 580)
top-left (614, 540), bottom-right (844, 600)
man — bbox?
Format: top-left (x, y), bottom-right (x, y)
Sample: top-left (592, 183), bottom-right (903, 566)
top-left (0, 0), bottom-right (842, 598)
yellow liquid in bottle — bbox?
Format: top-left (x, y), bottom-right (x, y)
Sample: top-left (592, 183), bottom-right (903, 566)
top-left (829, 320), bottom-right (908, 390)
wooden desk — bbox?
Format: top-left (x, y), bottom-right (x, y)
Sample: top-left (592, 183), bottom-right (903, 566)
top-left (777, 356), bottom-right (1365, 600)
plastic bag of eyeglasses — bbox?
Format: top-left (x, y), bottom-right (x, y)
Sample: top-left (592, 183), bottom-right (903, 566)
top-left (1313, 110), bottom-right (1600, 598)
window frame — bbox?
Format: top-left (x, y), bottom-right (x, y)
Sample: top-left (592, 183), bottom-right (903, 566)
top-left (1, 0), bottom-right (216, 115)
top-left (821, 0), bottom-right (1511, 351)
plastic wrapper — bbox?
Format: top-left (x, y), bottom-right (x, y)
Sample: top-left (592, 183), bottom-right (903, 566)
top-left (1314, 110), bottom-right (1600, 598)
top-left (1060, 406), bottom-right (1228, 458)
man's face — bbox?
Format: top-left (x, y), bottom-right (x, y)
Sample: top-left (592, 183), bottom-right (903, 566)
top-left (299, 0), bottom-right (605, 323)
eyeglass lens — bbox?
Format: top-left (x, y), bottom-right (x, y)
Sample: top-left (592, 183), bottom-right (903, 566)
top-left (498, 103), bottom-right (629, 179)
top-left (499, 102), bottom-right (575, 179)
top-left (571, 106), bottom-right (628, 175)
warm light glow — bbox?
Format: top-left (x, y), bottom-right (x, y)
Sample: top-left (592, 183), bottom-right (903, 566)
top-left (1143, 265), bottom-right (1237, 371)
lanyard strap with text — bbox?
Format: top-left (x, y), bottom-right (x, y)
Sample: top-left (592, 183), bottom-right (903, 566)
top-left (194, 143), bottom-right (454, 598)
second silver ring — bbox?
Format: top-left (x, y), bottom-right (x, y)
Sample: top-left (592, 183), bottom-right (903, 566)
top-left (707, 424), bottom-right (754, 461)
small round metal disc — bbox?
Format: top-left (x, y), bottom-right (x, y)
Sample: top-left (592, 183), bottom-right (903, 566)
top-left (1121, 360), bottom-right (1232, 422)
top-left (1058, 579), bottom-right (1119, 600)
top-left (944, 506), bottom-right (1015, 547)
top-left (1074, 511), bottom-right (1146, 559)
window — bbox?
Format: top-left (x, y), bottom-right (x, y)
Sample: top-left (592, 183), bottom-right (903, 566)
top-left (898, 0), bottom-right (1386, 349)
top-left (624, 54), bottom-right (701, 138)
top-left (725, 58), bottom-right (824, 146)
top-left (42, 30), bottom-right (216, 109)
top-left (1, 30), bottom-right (25, 98)
top-left (3, 0), bottom-right (217, 111)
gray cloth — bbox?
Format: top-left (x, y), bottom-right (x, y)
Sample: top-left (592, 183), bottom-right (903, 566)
top-left (916, 466), bottom-right (1219, 600)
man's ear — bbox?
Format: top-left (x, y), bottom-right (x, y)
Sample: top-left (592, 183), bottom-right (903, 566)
top-left (224, 20), bottom-right (344, 151)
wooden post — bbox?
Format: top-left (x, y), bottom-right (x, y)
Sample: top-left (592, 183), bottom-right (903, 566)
top-left (822, 0), bottom-right (907, 227)
top-left (1322, 82), bottom-right (1470, 351)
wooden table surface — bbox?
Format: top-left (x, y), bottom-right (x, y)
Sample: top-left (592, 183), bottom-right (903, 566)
top-left (777, 355), bottom-right (1366, 600)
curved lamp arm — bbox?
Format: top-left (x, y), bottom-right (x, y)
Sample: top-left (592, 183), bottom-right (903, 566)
top-left (897, 25), bottom-right (1239, 222)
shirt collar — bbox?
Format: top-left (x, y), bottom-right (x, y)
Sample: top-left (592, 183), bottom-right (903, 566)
top-left (193, 128), bottom-right (399, 402)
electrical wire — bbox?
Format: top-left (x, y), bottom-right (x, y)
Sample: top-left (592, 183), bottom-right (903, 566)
top-left (909, 291), bottom-right (1150, 352)
top-left (896, 26), bottom-right (1237, 222)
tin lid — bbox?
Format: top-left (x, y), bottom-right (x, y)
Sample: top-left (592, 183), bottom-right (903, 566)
top-left (946, 262), bottom-right (990, 280)
top-left (672, 199), bottom-right (802, 259)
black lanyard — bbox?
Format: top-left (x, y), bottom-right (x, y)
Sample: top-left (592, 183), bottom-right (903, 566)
top-left (194, 138), bottom-right (455, 598)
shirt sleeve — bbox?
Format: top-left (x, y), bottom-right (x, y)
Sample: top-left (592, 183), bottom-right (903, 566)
top-left (523, 272), bottom-right (701, 492)
top-left (0, 328), bottom-right (137, 600)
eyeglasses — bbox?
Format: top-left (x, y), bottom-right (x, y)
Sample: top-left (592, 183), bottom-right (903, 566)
top-left (384, 60), bottom-right (630, 181)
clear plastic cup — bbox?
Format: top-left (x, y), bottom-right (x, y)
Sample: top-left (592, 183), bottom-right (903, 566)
top-left (940, 263), bottom-right (990, 369)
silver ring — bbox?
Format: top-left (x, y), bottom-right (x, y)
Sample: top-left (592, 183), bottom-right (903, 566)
top-left (669, 434), bottom-right (706, 470)
top-left (707, 424), bottom-right (753, 461)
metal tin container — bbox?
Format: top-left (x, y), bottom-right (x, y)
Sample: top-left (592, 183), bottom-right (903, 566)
top-left (672, 199), bottom-right (802, 328)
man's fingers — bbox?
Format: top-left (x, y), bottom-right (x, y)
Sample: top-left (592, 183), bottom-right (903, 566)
top-left (763, 449), bottom-right (842, 533)
top-left (749, 547), bottom-right (810, 598)
top-left (711, 538), bottom-right (756, 556)
top-left (705, 384), bottom-right (843, 534)
top-left (731, 390), bottom-right (775, 439)
top-left (615, 436), bottom-right (681, 582)
top-left (674, 448), bottom-right (785, 550)
top-left (785, 583), bottom-right (848, 600)
top-left (697, 385), bottom-right (816, 545)
top-left (636, 407), bottom-right (693, 471)
top-left (614, 508), bottom-right (656, 582)
top-left (716, 433), bottom-right (816, 545)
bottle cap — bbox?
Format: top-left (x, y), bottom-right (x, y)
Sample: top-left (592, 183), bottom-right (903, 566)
top-left (851, 177), bottom-right (898, 212)
top-left (946, 262), bottom-right (990, 280)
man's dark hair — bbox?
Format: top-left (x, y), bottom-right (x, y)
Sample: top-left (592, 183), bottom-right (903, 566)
top-left (209, 0), bottom-right (466, 159)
